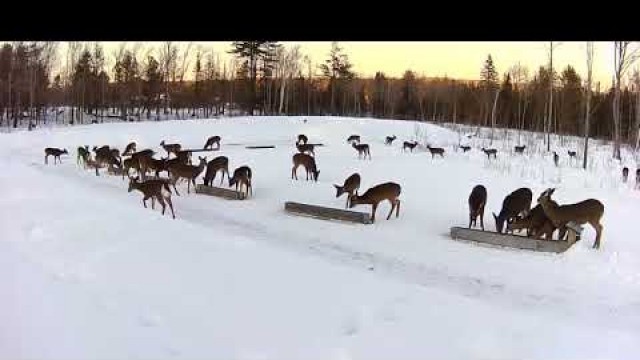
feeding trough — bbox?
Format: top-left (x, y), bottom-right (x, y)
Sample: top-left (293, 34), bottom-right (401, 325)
top-left (450, 222), bottom-right (583, 253)
top-left (195, 184), bottom-right (245, 200)
top-left (284, 201), bottom-right (372, 224)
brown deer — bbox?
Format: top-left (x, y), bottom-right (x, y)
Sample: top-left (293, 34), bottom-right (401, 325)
top-left (349, 182), bottom-right (401, 223)
top-left (553, 151), bottom-right (559, 167)
top-left (514, 145), bottom-right (526, 154)
top-left (203, 156), bottom-right (229, 186)
top-left (122, 157), bottom-right (141, 180)
top-left (537, 188), bottom-right (605, 249)
top-left (122, 142), bottom-right (137, 156)
top-left (468, 185), bottom-right (487, 230)
top-left (567, 150), bottom-right (577, 159)
top-left (352, 142), bottom-right (371, 160)
top-left (77, 146), bottom-right (90, 168)
top-left (426, 145), bottom-right (445, 159)
top-left (334, 173), bottom-right (361, 208)
top-left (175, 150), bottom-right (193, 165)
top-left (459, 145), bottom-right (471, 153)
top-left (493, 187), bottom-right (532, 234)
top-left (347, 135), bottom-right (360, 144)
top-left (203, 136), bottom-right (221, 150)
top-left (622, 167), bottom-right (629, 183)
top-left (507, 203), bottom-right (567, 240)
top-left (160, 140), bottom-right (182, 157)
top-left (296, 143), bottom-right (316, 156)
top-left (297, 134), bottom-right (308, 145)
top-left (403, 141), bottom-right (418, 152)
top-left (139, 156), bottom-right (167, 178)
top-left (385, 135), bottom-right (397, 145)
top-left (128, 176), bottom-right (175, 219)
top-left (45, 148), bottom-right (68, 165)
top-left (291, 153), bottom-right (320, 181)
top-left (229, 165), bottom-right (252, 199)
top-left (481, 148), bottom-right (497, 159)
top-left (167, 156), bottom-right (207, 195)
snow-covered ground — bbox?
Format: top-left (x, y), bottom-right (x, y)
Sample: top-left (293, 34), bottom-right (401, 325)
top-left (2, 116), bottom-right (640, 359)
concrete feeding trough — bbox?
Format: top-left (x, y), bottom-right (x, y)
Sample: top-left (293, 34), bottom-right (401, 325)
top-left (284, 201), bottom-right (372, 224)
top-left (449, 224), bottom-right (583, 253)
top-left (195, 184), bottom-right (245, 200)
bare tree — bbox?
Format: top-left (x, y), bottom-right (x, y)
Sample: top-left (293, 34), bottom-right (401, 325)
top-left (546, 42), bottom-right (561, 152)
top-left (634, 69), bottom-right (640, 150)
top-left (612, 41), bottom-right (639, 159)
top-left (583, 42), bottom-right (594, 169)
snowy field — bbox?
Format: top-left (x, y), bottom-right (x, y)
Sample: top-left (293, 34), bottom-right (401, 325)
top-left (2, 116), bottom-right (640, 359)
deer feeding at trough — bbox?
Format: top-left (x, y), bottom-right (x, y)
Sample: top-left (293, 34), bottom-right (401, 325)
top-left (493, 187), bottom-right (533, 234)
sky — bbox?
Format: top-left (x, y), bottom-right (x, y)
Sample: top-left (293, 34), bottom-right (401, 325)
top-left (70, 42), bottom-right (625, 87)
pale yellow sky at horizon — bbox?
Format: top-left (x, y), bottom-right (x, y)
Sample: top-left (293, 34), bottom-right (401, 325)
top-left (58, 41), bottom-right (633, 88)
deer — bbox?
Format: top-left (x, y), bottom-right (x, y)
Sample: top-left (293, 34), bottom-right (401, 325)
top-left (203, 136), bottom-right (221, 150)
top-left (166, 156), bottom-right (207, 195)
top-left (385, 135), bottom-right (397, 145)
top-left (622, 167), bottom-right (629, 183)
top-left (296, 143), bottom-right (316, 156)
top-left (129, 149), bottom-right (155, 178)
top-left (127, 176), bottom-right (175, 219)
top-left (297, 134), bottom-right (308, 145)
top-left (507, 203), bottom-right (567, 240)
top-left (537, 188), bottom-right (605, 249)
top-left (334, 173), bottom-right (361, 208)
top-left (121, 157), bottom-right (141, 180)
top-left (352, 142), bottom-right (371, 160)
top-left (122, 142), bottom-right (137, 156)
top-left (77, 146), bottom-right (90, 168)
top-left (493, 187), bottom-right (532, 234)
top-left (175, 150), bottom-right (193, 165)
top-left (459, 145), bottom-right (471, 153)
top-left (139, 156), bottom-right (167, 178)
top-left (229, 165), bottom-right (252, 199)
top-left (468, 185), bottom-right (487, 230)
top-left (44, 148), bottom-right (68, 165)
top-left (481, 148), bottom-right (497, 159)
top-left (347, 135), bottom-right (360, 144)
top-left (426, 145), bottom-right (445, 159)
top-left (349, 182), bottom-right (401, 223)
top-left (95, 150), bottom-right (122, 176)
top-left (514, 145), bottom-right (526, 154)
top-left (553, 151), bottom-right (559, 167)
top-left (403, 141), bottom-right (418, 152)
top-left (160, 140), bottom-right (182, 157)
top-left (203, 156), bottom-right (229, 186)
top-left (291, 153), bottom-right (320, 181)
top-left (567, 150), bottom-right (577, 159)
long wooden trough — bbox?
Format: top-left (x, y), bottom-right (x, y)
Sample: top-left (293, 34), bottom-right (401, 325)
top-left (195, 184), bottom-right (245, 200)
top-left (450, 227), bottom-right (579, 253)
top-left (284, 201), bottom-right (372, 224)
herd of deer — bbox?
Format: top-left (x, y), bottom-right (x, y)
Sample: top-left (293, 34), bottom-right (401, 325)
top-left (45, 135), bottom-right (253, 219)
top-left (44, 131), bottom-right (610, 248)
top-left (468, 185), bottom-right (605, 249)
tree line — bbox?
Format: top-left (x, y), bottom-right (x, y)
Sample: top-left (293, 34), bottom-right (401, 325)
top-left (2, 41), bottom-right (639, 151)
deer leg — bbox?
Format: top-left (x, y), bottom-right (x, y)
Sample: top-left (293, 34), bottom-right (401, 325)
top-left (165, 195), bottom-right (175, 219)
top-left (172, 179), bottom-right (181, 196)
top-left (469, 213), bottom-right (474, 229)
top-left (480, 206), bottom-right (485, 231)
top-left (345, 196), bottom-right (350, 209)
top-left (151, 196), bottom-right (156, 210)
top-left (395, 199), bottom-right (401, 218)
top-left (371, 203), bottom-right (378, 223)
top-left (157, 195), bottom-right (166, 215)
top-left (292, 166), bottom-right (297, 180)
top-left (142, 196), bottom-right (149, 208)
top-left (592, 222), bottom-right (603, 249)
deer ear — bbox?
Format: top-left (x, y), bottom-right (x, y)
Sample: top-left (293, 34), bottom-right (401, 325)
top-left (549, 188), bottom-right (556, 196)
top-left (493, 212), bottom-right (498, 220)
